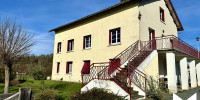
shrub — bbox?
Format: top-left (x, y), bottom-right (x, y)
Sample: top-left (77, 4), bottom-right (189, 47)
top-left (146, 76), bottom-right (168, 100)
top-left (35, 89), bottom-right (59, 100)
top-left (35, 81), bottom-right (59, 100)
top-left (10, 80), bottom-right (20, 86)
top-left (70, 88), bottom-right (126, 100)
top-left (31, 66), bottom-right (46, 80)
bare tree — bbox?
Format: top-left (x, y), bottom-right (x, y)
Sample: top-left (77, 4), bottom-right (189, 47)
top-left (0, 19), bottom-right (35, 93)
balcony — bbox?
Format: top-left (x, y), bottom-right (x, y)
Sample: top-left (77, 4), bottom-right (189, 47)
top-left (140, 35), bottom-right (200, 60)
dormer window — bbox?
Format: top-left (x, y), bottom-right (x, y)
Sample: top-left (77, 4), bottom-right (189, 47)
top-left (160, 7), bottom-right (165, 22)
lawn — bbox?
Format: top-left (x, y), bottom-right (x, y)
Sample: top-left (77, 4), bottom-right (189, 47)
top-left (0, 80), bottom-right (82, 100)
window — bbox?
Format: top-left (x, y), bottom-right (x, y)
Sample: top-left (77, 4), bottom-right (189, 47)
top-left (66, 62), bottom-right (73, 74)
top-left (160, 8), bottom-right (165, 22)
top-left (57, 42), bottom-right (61, 53)
top-left (83, 35), bottom-right (91, 49)
top-left (109, 28), bottom-right (120, 45)
top-left (67, 39), bottom-right (74, 51)
top-left (57, 62), bottom-right (60, 73)
top-left (81, 61), bottom-right (90, 74)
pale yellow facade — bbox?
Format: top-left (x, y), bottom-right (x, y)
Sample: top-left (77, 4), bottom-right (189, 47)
top-left (139, 0), bottom-right (178, 41)
top-left (52, 2), bottom-right (140, 82)
top-left (51, 0), bottom-right (179, 82)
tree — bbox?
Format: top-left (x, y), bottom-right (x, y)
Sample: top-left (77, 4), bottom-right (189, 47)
top-left (0, 19), bottom-right (35, 93)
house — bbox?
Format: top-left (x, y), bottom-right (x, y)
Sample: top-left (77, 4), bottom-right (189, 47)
top-left (49, 0), bottom-right (200, 99)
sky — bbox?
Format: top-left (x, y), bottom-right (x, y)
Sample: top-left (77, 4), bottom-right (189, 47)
top-left (0, 0), bottom-right (199, 55)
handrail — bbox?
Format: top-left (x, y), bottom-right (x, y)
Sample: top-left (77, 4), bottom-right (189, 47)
top-left (113, 40), bottom-right (139, 65)
top-left (98, 62), bottom-right (131, 97)
top-left (81, 62), bottom-right (109, 87)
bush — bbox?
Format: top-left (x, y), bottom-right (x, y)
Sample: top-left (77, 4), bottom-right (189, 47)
top-left (70, 88), bottom-right (126, 100)
top-left (31, 67), bottom-right (46, 80)
top-left (10, 80), bottom-right (20, 86)
top-left (146, 76), bottom-right (168, 100)
top-left (35, 89), bottom-right (59, 100)
top-left (35, 81), bottom-right (59, 100)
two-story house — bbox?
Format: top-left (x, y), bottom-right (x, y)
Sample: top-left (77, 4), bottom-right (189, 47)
top-left (49, 0), bottom-right (200, 99)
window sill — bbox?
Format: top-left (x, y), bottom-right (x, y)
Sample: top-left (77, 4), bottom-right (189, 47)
top-left (160, 20), bottom-right (166, 25)
top-left (65, 73), bottom-right (72, 75)
top-left (83, 48), bottom-right (91, 50)
top-left (67, 50), bottom-right (74, 53)
top-left (57, 52), bottom-right (61, 54)
top-left (108, 43), bottom-right (121, 47)
top-left (55, 73), bottom-right (59, 75)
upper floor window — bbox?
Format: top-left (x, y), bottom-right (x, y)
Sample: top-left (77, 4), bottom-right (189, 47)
top-left (57, 62), bottom-right (60, 73)
top-left (109, 28), bottom-right (120, 45)
top-left (83, 35), bottom-right (91, 49)
top-left (66, 62), bottom-right (73, 74)
top-left (67, 39), bottom-right (74, 51)
top-left (160, 7), bottom-right (165, 22)
top-left (57, 42), bottom-right (61, 53)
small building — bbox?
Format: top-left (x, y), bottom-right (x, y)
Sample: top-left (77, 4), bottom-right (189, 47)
top-left (49, 0), bottom-right (200, 99)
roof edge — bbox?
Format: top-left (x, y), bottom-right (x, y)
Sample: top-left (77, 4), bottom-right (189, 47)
top-left (49, 0), bottom-right (134, 32)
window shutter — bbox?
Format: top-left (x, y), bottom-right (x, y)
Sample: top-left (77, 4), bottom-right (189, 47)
top-left (109, 31), bottom-right (111, 45)
top-left (57, 63), bottom-right (60, 73)
top-left (162, 10), bottom-right (165, 22)
top-left (83, 37), bottom-right (85, 49)
top-left (81, 61), bottom-right (90, 74)
top-left (66, 62), bottom-right (69, 73)
top-left (57, 43), bottom-right (59, 53)
top-left (67, 40), bottom-right (70, 51)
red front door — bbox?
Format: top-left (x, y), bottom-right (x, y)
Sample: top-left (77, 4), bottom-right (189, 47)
top-left (149, 29), bottom-right (156, 49)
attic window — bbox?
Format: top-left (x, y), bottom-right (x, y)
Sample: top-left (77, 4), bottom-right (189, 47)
top-left (160, 7), bottom-right (165, 22)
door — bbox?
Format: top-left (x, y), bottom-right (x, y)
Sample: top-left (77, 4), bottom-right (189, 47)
top-left (149, 28), bottom-right (156, 49)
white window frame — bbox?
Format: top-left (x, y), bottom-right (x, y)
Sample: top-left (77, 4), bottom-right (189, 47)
top-left (160, 7), bottom-right (165, 22)
top-left (69, 40), bottom-right (74, 51)
top-left (68, 62), bottom-right (73, 73)
top-left (58, 42), bottom-right (61, 53)
top-left (111, 28), bottom-right (120, 45)
top-left (85, 35), bottom-right (91, 49)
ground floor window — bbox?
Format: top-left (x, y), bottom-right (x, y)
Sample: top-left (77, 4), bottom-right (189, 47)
top-left (57, 62), bottom-right (60, 73)
top-left (66, 62), bottom-right (73, 74)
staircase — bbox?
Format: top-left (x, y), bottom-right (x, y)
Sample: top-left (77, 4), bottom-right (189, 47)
top-left (82, 40), bottom-right (154, 100)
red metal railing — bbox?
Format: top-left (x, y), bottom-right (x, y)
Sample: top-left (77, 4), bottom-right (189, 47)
top-left (130, 69), bottom-right (147, 96)
top-left (141, 35), bottom-right (200, 59)
top-left (127, 41), bottom-right (153, 96)
top-left (82, 62), bottom-right (109, 87)
top-left (113, 40), bottom-right (139, 66)
top-left (98, 62), bottom-right (132, 98)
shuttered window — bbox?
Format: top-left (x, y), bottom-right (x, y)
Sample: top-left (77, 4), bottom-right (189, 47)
top-left (160, 8), bottom-right (165, 22)
top-left (83, 35), bottom-right (91, 49)
top-left (66, 62), bottom-right (73, 74)
top-left (67, 39), bottom-right (74, 51)
top-left (57, 42), bottom-right (61, 53)
top-left (109, 28), bottom-right (120, 45)
top-left (57, 62), bottom-right (60, 73)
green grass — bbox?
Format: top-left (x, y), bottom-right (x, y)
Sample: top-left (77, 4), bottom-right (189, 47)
top-left (0, 80), bottom-right (82, 100)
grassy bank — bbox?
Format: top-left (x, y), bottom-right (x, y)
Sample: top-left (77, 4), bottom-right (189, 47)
top-left (0, 80), bottom-right (82, 100)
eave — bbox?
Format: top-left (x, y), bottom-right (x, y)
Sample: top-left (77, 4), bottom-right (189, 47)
top-left (164, 0), bottom-right (184, 31)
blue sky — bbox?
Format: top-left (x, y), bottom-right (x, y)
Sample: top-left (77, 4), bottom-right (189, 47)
top-left (0, 0), bottom-right (199, 55)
